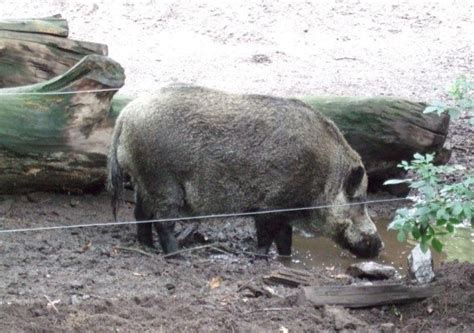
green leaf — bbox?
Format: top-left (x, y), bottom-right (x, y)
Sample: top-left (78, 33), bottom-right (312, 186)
top-left (388, 219), bottom-right (403, 230)
top-left (397, 230), bottom-right (406, 243)
top-left (411, 226), bottom-right (421, 240)
top-left (416, 206), bottom-right (431, 216)
top-left (424, 101), bottom-right (446, 114)
top-left (425, 225), bottom-right (434, 237)
top-left (398, 161), bottom-right (411, 170)
top-left (463, 203), bottom-right (472, 220)
top-left (420, 241), bottom-right (429, 253)
top-left (383, 179), bottom-right (411, 185)
top-left (436, 208), bottom-right (448, 220)
top-left (459, 99), bottom-right (474, 110)
top-left (411, 181), bottom-right (426, 189)
top-left (449, 217), bottom-right (462, 225)
top-left (448, 108), bottom-right (461, 119)
top-left (446, 223), bottom-right (454, 233)
top-left (431, 238), bottom-right (443, 253)
top-left (436, 218), bottom-right (447, 226)
top-left (413, 153), bottom-right (424, 160)
top-left (420, 185), bottom-right (435, 198)
top-left (452, 202), bottom-right (463, 216)
top-left (424, 106), bottom-right (443, 114)
top-left (402, 221), bottom-right (414, 233)
top-left (425, 154), bottom-right (435, 163)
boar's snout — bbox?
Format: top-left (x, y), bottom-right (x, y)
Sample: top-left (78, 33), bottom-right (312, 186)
top-left (345, 232), bottom-right (383, 258)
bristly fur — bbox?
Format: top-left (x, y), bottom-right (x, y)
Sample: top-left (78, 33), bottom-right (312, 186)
top-left (107, 117), bottom-right (124, 221)
top-left (109, 84), bottom-right (382, 257)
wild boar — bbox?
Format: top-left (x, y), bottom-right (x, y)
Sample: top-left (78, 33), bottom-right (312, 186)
top-left (107, 85), bottom-right (382, 258)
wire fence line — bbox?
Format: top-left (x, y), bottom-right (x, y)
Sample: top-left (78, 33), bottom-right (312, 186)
top-left (0, 197), bottom-right (408, 234)
top-left (0, 88), bottom-right (122, 96)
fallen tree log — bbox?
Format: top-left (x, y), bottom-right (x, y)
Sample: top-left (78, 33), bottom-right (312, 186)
top-left (0, 88), bottom-right (449, 193)
top-left (0, 15), bottom-right (108, 88)
top-left (0, 55), bottom-right (125, 193)
top-left (301, 97), bottom-right (450, 193)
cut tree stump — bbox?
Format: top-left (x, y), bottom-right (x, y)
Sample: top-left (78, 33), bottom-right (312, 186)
top-left (297, 283), bottom-right (440, 308)
top-left (0, 55), bottom-right (125, 193)
top-left (0, 15), bottom-right (108, 88)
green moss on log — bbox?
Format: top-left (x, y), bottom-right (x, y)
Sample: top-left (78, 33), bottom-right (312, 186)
top-left (0, 55), bottom-right (125, 155)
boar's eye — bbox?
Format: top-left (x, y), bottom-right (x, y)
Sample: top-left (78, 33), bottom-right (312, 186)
top-left (344, 166), bottom-right (365, 198)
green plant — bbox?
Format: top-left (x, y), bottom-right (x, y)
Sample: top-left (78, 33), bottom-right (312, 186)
top-left (424, 75), bottom-right (474, 125)
top-left (384, 153), bottom-right (473, 253)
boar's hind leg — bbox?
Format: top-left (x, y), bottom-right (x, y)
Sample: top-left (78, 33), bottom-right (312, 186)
top-left (154, 181), bottom-right (183, 254)
top-left (134, 191), bottom-right (154, 247)
top-left (255, 215), bottom-right (292, 256)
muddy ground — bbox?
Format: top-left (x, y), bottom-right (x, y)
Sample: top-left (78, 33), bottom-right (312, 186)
top-left (1, 0), bottom-right (473, 332)
top-left (0, 193), bottom-right (473, 332)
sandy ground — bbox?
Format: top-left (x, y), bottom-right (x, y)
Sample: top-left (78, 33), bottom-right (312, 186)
top-left (1, 0), bottom-right (472, 100)
top-left (0, 1), bottom-right (473, 332)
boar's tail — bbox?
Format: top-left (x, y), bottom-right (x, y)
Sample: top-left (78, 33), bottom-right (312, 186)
top-left (107, 117), bottom-right (124, 221)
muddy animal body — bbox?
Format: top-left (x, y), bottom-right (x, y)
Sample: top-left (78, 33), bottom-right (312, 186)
top-left (108, 85), bottom-right (382, 258)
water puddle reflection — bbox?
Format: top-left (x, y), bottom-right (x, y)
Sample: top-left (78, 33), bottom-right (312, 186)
top-left (283, 219), bottom-right (457, 274)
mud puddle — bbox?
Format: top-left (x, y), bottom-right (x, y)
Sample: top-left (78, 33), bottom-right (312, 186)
top-left (284, 219), bottom-right (453, 274)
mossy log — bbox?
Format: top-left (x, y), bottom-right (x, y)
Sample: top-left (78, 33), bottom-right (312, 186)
top-left (0, 15), bottom-right (108, 88)
top-left (0, 84), bottom-right (449, 194)
top-left (301, 97), bottom-right (450, 193)
top-left (0, 55), bottom-right (125, 193)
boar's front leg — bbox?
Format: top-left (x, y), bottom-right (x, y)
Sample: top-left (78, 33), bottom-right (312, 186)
top-left (255, 215), bottom-right (292, 256)
top-left (275, 224), bottom-right (292, 256)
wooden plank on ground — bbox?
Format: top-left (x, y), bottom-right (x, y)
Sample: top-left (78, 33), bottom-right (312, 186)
top-left (297, 283), bottom-right (440, 308)
top-left (263, 268), bottom-right (318, 287)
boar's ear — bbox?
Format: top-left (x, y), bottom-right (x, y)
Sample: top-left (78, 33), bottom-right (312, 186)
top-left (344, 166), bottom-right (365, 197)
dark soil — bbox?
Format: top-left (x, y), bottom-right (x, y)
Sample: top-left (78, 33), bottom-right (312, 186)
top-left (0, 192), bottom-right (472, 332)
top-left (1, 1), bottom-right (472, 331)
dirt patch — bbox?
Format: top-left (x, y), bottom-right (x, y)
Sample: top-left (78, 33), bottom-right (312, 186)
top-left (0, 0), bottom-right (472, 331)
top-left (0, 193), bottom-right (473, 332)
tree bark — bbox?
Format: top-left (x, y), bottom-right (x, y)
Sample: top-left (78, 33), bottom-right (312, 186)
top-left (301, 97), bottom-right (450, 193)
top-left (0, 15), bottom-right (108, 88)
top-left (0, 55), bottom-right (125, 193)
top-left (0, 91), bottom-right (449, 194)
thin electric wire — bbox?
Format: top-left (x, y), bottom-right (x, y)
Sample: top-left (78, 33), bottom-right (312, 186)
top-left (0, 197), bottom-right (408, 234)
